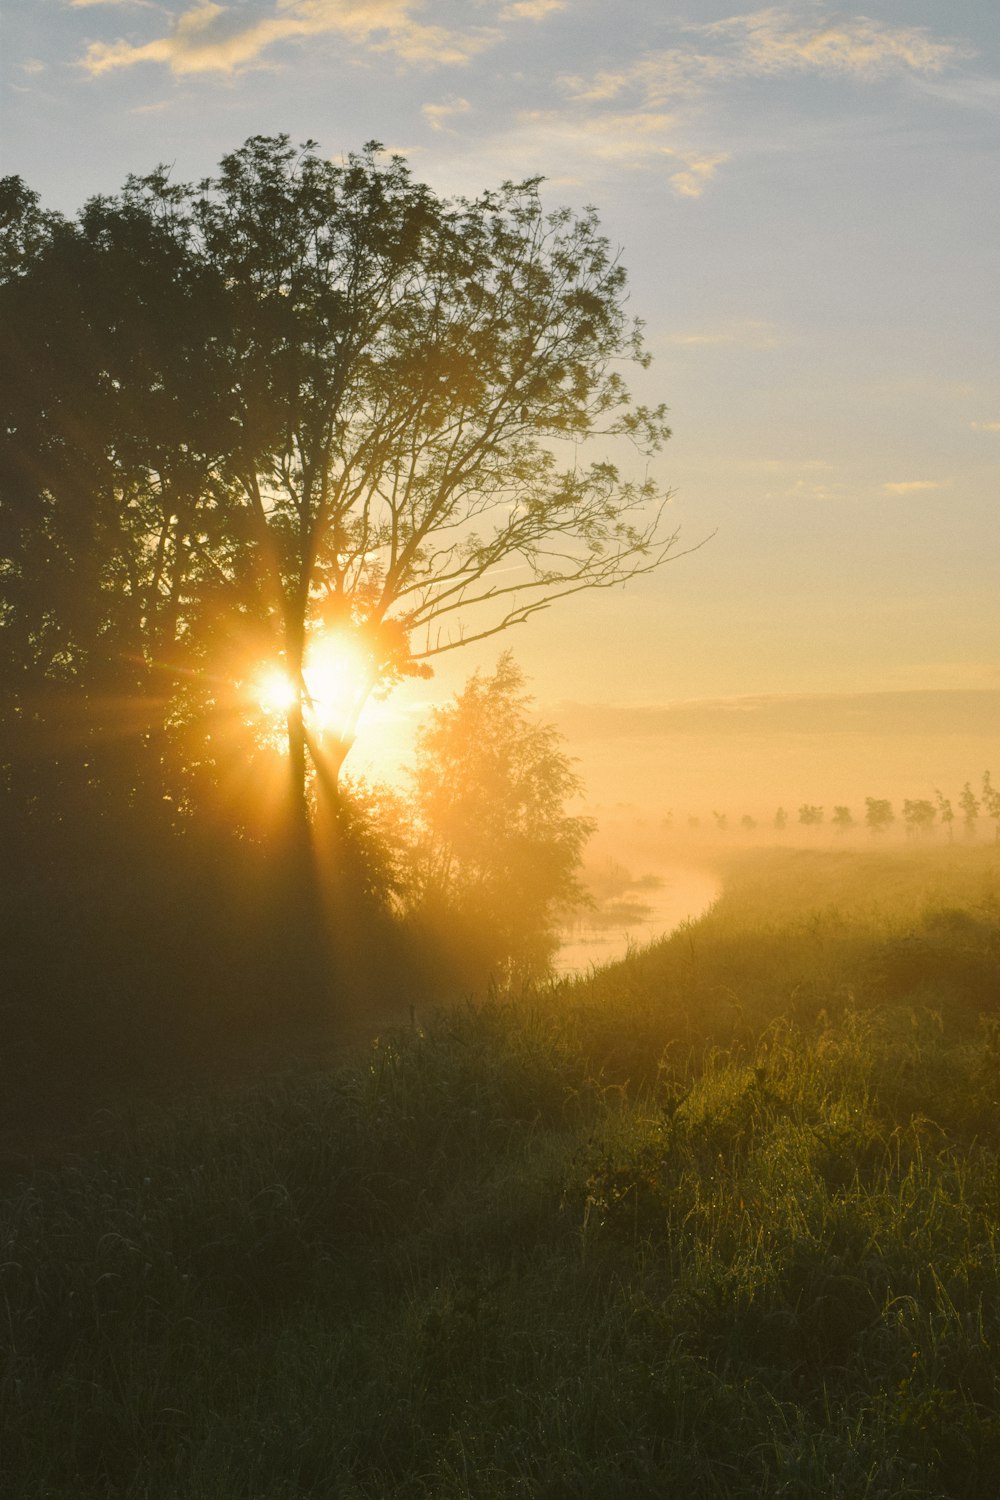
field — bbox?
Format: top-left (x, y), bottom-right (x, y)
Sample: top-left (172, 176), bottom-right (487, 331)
top-left (3, 845), bottom-right (1000, 1498)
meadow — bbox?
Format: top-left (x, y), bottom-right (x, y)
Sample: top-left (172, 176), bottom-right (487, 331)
top-left (3, 843), bottom-right (1000, 1498)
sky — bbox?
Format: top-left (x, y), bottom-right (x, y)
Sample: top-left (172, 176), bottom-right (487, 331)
top-left (2, 0), bottom-right (999, 816)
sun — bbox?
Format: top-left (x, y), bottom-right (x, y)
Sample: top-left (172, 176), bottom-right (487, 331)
top-left (255, 666), bottom-right (298, 716)
top-left (251, 631), bottom-right (375, 746)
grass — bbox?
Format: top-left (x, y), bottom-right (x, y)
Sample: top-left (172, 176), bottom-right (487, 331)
top-left (2, 843), bottom-right (1000, 1496)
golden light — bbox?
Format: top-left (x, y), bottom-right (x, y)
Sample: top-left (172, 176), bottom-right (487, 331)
top-left (304, 632), bottom-right (373, 742)
top-left (251, 632), bottom-right (375, 747)
top-left (255, 666), bottom-right (297, 716)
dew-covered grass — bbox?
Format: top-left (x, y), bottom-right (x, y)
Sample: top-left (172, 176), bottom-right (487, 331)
top-left (3, 845), bottom-right (1000, 1497)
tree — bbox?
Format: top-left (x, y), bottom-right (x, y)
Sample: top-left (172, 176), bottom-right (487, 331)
top-left (798, 804), bottom-right (823, 826)
top-left (959, 782), bottom-right (980, 838)
top-left (865, 797), bottom-right (894, 835)
top-left (934, 789), bottom-right (954, 841)
top-left (982, 771), bottom-right (1000, 842)
top-left (773, 807), bottom-right (788, 831)
top-left (2, 136), bottom-right (682, 840)
top-left (410, 654), bottom-right (593, 982)
top-left (832, 805), bottom-right (854, 833)
top-left (0, 177), bottom-right (242, 832)
top-left (902, 798), bottom-right (936, 838)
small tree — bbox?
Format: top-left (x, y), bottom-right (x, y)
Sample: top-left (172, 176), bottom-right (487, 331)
top-left (959, 782), bottom-right (980, 838)
top-left (982, 771), bottom-right (1000, 842)
top-left (902, 798), bottom-right (936, 838)
top-left (773, 807), bottom-right (787, 831)
top-left (712, 811), bottom-right (729, 832)
top-left (865, 797), bottom-right (895, 835)
top-left (798, 804), bottom-right (823, 826)
top-left (832, 806), bottom-right (854, 833)
top-left (740, 814), bottom-right (758, 832)
top-left (934, 789), bottom-right (954, 841)
top-left (411, 654), bottom-right (593, 983)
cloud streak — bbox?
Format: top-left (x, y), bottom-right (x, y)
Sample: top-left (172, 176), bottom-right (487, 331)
top-left (421, 95), bottom-right (471, 131)
top-left (563, 7), bottom-right (971, 108)
top-left (882, 480), bottom-right (945, 495)
top-left (498, 0), bottom-right (565, 18)
top-left (549, 7), bottom-right (973, 195)
top-left (667, 319), bottom-right (781, 348)
top-left (79, 0), bottom-right (501, 76)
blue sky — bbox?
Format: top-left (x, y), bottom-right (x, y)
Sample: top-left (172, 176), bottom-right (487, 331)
top-left (3, 0), bottom-right (998, 805)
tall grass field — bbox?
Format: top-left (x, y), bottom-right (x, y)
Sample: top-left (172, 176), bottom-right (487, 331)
top-left (3, 844), bottom-right (1000, 1497)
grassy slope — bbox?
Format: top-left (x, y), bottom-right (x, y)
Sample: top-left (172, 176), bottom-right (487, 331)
top-left (3, 845), bottom-right (1000, 1498)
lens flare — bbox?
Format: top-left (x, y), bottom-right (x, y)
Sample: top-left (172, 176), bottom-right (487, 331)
top-left (305, 634), bottom-right (372, 741)
top-left (255, 666), bottom-right (297, 716)
top-left (252, 632), bottom-right (374, 745)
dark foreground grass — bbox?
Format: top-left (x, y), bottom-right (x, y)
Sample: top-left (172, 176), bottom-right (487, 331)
top-left (3, 845), bottom-right (1000, 1497)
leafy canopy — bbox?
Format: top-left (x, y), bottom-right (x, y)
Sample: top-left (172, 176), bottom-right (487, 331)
top-left (412, 653), bottom-right (593, 981)
top-left (1, 135), bottom-right (679, 812)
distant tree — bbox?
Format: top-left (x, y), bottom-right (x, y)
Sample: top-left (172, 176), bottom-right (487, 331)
top-left (982, 771), bottom-right (1000, 842)
top-left (688, 816), bottom-right (702, 830)
top-left (934, 789), bottom-right (955, 841)
top-left (773, 807), bottom-right (788, 831)
top-left (958, 782), bottom-right (980, 838)
top-left (798, 805), bottom-right (824, 826)
top-left (712, 811), bottom-right (729, 832)
top-left (411, 654), bottom-right (593, 982)
top-left (865, 797), bottom-right (895, 835)
top-left (832, 806), bottom-right (854, 833)
top-left (902, 798), bottom-right (936, 838)
top-left (740, 814), bottom-right (758, 832)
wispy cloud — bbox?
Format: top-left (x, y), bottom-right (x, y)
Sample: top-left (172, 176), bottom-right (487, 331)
top-left (668, 152), bottom-right (728, 197)
top-left (421, 95), bottom-right (471, 131)
top-left (564, 8), bottom-right (971, 108)
top-left (882, 479), bottom-right (946, 494)
top-left (667, 319), bottom-right (781, 348)
top-left (970, 419), bottom-right (1000, 432)
top-left (552, 7), bottom-right (973, 198)
top-left (499, 0), bottom-right (566, 19)
top-left (79, 0), bottom-right (500, 77)
top-left (697, 9), bottom-right (970, 81)
top-left (463, 109), bottom-right (735, 196)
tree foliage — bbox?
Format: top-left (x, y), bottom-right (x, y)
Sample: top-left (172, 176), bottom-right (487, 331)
top-left (959, 782), bottom-right (980, 836)
top-left (865, 797), bottom-right (895, 835)
top-left (411, 654), bottom-right (593, 982)
top-left (902, 798), bottom-right (936, 837)
top-left (982, 771), bottom-right (1000, 841)
top-left (1, 136), bottom-right (679, 827)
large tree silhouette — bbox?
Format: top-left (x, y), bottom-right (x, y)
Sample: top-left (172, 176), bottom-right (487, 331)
top-left (2, 136), bottom-right (680, 842)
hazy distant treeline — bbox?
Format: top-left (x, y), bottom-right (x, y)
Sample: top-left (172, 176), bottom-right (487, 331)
top-left (656, 771), bottom-right (1000, 841)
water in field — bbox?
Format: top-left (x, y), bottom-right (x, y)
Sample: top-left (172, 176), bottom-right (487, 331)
top-left (555, 863), bottom-right (721, 977)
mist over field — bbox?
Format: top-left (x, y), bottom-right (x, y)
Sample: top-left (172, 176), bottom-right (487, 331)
top-left (554, 688), bottom-right (1000, 822)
